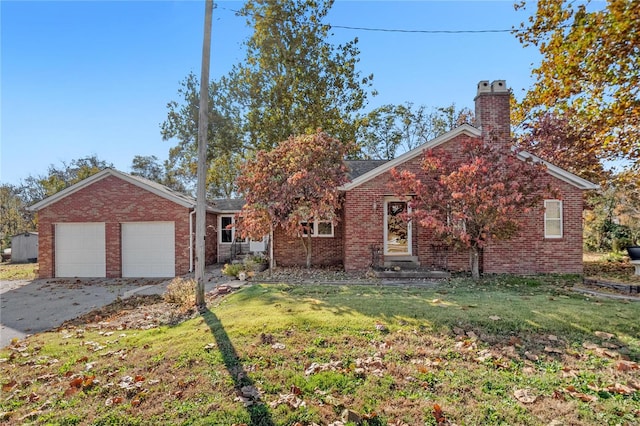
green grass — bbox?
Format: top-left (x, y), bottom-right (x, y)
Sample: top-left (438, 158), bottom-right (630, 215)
top-left (1, 276), bottom-right (639, 425)
top-left (0, 262), bottom-right (37, 280)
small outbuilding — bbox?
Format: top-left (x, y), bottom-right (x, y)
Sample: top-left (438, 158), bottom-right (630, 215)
top-left (10, 232), bottom-right (38, 263)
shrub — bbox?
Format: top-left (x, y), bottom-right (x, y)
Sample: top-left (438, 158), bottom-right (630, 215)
top-left (603, 251), bottom-right (625, 263)
top-left (221, 263), bottom-right (245, 278)
top-left (164, 277), bottom-right (196, 308)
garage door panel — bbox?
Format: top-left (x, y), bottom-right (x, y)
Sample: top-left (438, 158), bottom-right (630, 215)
top-left (122, 222), bottom-right (175, 278)
top-left (55, 223), bottom-right (106, 278)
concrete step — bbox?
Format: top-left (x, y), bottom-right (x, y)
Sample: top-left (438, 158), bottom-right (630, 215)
top-left (374, 269), bottom-right (450, 279)
top-left (383, 255), bottom-right (420, 269)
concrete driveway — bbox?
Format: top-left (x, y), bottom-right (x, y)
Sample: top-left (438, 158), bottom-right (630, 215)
top-left (1, 269), bottom-right (227, 348)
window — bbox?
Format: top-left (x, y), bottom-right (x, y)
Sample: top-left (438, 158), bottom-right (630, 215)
top-left (219, 215), bottom-right (245, 244)
top-left (300, 219), bottom-right (334, 237)
top-left (544, 200), bottom-right (563, 238)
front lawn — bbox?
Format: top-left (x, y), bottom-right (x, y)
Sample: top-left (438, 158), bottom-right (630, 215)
top-left (0, 262), bottom-right (37, 281)
top-left (1, 276), bottom-right (638, 425)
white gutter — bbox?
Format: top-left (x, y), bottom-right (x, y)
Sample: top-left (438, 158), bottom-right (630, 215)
top-left (189, 209), bottom-right (196, 272)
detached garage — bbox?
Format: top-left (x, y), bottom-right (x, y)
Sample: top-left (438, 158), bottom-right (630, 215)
top-left (28, 169), bottom-right (218, 279)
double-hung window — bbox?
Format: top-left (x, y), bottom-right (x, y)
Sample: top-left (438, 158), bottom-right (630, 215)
top-left (219, 215), bottom-right (245, 244)
top-left (300, 219), bottom-right (334, 237)
top-left (544, 200), bottom-right (563, 239)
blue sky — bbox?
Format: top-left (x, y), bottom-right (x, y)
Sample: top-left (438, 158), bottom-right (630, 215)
top-left (1, 1), bottom-right (542, 186)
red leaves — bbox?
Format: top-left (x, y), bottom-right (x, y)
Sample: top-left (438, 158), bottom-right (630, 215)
top-left (390, 137), bottom-right (554, 265)
top-left (432, 403), bottom-right (448, 425)
top-left (237, 130), bottom-right (353, 242)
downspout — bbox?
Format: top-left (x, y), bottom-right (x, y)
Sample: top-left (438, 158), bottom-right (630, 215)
top-left (189, 209), bottom-right (196, 273)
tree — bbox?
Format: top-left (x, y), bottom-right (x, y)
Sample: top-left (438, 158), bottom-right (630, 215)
top-left (130, 155), bottom-right (188, 194)
top-left (357, 103), bottom-right (474, 159)
top-left (390, 139), bottom-right (553, 280)
top-left (584, 169), bottom-right (640, 251)
top-left (130, 155), bottom-right (164, 182)
top-left (0, 184), bottom-right (33, 250)
top-left (516, 111), bottom-right (608, 184)
top-left (514, 0), bottom-right (640, 171)
top-left (161, 73), bottom-right (244, 197)
top-left (236, 130), bottom-right (354, 268)
top-left (227, 0), bottom-right (374, 150)
top-left (20, 155), bottom-right (112, 205)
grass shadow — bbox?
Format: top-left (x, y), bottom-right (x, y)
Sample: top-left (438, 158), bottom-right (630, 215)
top-left (201, 308), bottom-right (274, 426)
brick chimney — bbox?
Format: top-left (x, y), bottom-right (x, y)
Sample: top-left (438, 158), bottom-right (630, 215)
top-left (474, 80), bottom-right (511, 146)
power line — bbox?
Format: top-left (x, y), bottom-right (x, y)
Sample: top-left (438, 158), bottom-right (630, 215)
top-left (330, 25), bottom-right (515, 34)
top-left (217, 5), bottom-right (519, 35)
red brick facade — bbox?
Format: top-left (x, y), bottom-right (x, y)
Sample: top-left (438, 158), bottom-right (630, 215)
top-left (338, 80), bottom-right (589, 274)
top-left (35, 174), bottom-right (216, 278)
top-left (273, 214), bottom-right (345, 267)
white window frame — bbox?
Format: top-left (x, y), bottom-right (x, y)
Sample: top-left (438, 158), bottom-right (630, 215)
top-left (300, 219), bottom-right (334, 238)
top-left (219, 215), bottom-right (247, 244)
top-left (544, 200), bottom-right (563, 239)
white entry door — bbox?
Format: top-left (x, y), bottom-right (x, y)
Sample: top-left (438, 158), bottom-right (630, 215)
top-left (121, 222), bottom-right (175, 277)
top-left (384, 199), bottom-right (412, 256)
top-left (55, 223), bottom-right (106, 277)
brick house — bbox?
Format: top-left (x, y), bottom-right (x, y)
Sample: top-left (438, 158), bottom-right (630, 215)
top-left (29, 80), bottom-right (597, 278)
top-left (270, 80), bottom-right (598, 274)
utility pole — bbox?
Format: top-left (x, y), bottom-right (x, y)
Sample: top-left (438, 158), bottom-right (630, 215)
top-left (195, 0), bottom-right (213, 309)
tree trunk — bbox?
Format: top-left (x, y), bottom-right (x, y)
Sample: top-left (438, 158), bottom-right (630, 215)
top-left (269, 223), bottom-right (274, 276)
top-left (195, 0), bottom-right (213, 310)
top-left (305, 234), bottom-right (312, 269)
top-left (470, 246), bottom-right (481, 280)
top-left (300, 234), bottom-right (312, 269)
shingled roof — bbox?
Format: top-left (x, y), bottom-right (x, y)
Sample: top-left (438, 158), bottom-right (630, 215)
top-left (345, 160), bottom-right (389, 180)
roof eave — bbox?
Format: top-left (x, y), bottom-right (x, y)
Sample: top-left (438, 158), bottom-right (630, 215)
top-left (516, 151), bottom-right (600, 191)
top-left (27, 169), bottom-right (199, 212)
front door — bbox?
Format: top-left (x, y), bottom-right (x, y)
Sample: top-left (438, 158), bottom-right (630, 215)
top-left (384, 199), bottom-right (411, 256)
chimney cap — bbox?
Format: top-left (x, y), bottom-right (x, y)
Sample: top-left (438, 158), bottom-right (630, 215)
top-left (477, 80), bottom-right (491, 95)
top-left (491, 80), bottom-right (508, 93)
top-left (476, 80), bottom-right (508, 96)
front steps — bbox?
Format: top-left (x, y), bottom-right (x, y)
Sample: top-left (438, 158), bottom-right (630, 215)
top-left (376, 255), bottom-right (450, 279)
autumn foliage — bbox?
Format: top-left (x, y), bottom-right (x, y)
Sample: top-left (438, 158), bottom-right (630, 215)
top-left (236, 130), bottom-right (354, 268)
top-left (391, 138), bottom-right (553, 279)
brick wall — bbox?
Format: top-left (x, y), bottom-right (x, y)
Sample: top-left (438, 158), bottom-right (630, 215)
top-left (343, 135), bottom-right (586, 274)
top-left (36, 175), bottom-right (215, 278)
top-left (343, 134), bottom-right (476, 271)
top-left (273, 213), bottom-right (344, 267)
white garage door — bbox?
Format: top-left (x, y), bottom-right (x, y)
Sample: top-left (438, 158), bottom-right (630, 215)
top-left (55, 223), bottom-right (106, 277)
top-left (121, 222), bottom-right (175, 277)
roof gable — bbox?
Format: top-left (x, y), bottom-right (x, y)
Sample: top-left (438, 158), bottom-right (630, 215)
top-left (340, 123), bottom-right (598, 191)
top-left (340, 124), bottom-right (481, 190)
top-left (27, 168), bottom-right (199, 211)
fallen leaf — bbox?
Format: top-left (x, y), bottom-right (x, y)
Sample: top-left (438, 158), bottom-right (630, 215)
top-left (2, 380), bottom-right (17, 392)
top-left (432, 403), bottom-right (446, 424)
top-left (606, 383), bottom-right (634, 395)
top-left (544, 346), bottom-right (563, 354)
top-left (489, 315), bottom-right (501, 321)
top-left (69, 377), bottom-right (83, 388)
top-left (594, 331), bottom-right (615, 340)
top-left (63, 387), bottom-right (78, 397)
top-left (565, 386), bottom-right (597, 402)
